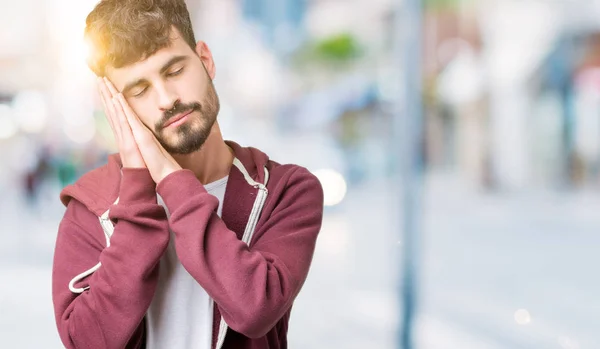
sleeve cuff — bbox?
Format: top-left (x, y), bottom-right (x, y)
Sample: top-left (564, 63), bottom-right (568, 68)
top-left (157, 169), bottom-right (208, 212)
top-left (118, 168), bottom-right (157, 204)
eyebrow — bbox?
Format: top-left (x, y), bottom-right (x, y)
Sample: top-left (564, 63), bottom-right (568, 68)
top-left (121, 55), bottom-right (189, 95)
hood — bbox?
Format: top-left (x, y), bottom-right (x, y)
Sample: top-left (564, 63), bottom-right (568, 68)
top-left (59, 140), bottom-right (271, 217)
top-left (225, 140), bottom-right (270, 184)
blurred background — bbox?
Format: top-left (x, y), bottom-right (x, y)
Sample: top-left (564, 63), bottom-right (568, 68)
top-left (1, 0), bottom-right (599, 348)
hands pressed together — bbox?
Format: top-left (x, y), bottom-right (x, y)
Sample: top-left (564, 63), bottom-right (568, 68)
top-left (97, 77), bottom-right (182, 184)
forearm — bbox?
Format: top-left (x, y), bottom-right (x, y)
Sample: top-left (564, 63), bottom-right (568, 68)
top-left (157, 169), bottom-right (322, 338)
top-left (53, 169), bottom-right (170, 348)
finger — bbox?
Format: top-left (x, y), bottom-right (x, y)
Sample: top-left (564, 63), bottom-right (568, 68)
top-left (104, 76), bottom-right (125, 133)
top-left (104, 77), bottom-right (119, 98)
top-left (98, 80), bottom-right (116, 123)
top-left (104, 78), bottom-right (122, 133)
top-left (116, 94), bottom-right (153, 141)
top-left (116, 94), bottom-right (165, 164)
top-left (101, 96), bottom-right (121, 145)
top-left (112, 94), bottom-right (134, 137)
top-left (116, 95), bottom-right (181, 178)
top-left (97, 78), bottom-right (113, 116)
top-left (97, 78), bottom-right (122, 142)
top-left (112, 94), bottom-right (140, 151)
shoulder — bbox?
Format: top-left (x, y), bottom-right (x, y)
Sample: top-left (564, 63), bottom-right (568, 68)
top-left (60, 154), bottom-right (122, 217)
top-left (265, 161), bottom-right (324, 203)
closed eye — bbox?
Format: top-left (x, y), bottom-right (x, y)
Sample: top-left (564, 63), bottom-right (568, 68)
top-left (167, 68), bottom-right (183, 77)
top-left (132, 87), bottom-right (148, 98)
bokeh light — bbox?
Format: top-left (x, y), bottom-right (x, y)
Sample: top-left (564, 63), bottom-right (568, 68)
top-left (514, 309), bottom-right (532, 325)
top-left (11, 91), bottom-right (49, 134)
top-left (313, 168), bottom-right (347, 207)
top-left (0, 104), bottom-right (18, 140)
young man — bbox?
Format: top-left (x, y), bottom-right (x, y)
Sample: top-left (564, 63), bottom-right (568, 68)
top-left (51, 1), bottom-right (324, 348)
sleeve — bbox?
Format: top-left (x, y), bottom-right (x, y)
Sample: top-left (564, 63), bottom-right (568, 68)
top-left (52, 168), bottom-right (170, 348)
top-left (156, 167), bottom-right (324, 338)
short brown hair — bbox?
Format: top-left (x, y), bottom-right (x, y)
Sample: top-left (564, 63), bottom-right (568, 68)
top-left (85, 0), bottom-right (197, 76)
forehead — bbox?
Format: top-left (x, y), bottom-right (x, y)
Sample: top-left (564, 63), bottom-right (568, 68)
top-left (106, 31), bottom-right (195, 88)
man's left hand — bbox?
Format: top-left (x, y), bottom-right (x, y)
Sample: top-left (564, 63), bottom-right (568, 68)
top-left (113, 93), bottom-right (182, 184)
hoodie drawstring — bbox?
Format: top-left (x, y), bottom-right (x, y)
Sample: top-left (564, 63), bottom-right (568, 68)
top-left (68, 198), bottom-right (119, 293)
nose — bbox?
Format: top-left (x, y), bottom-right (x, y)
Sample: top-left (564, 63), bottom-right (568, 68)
top-left (155, 83), bottom-right (179, 111)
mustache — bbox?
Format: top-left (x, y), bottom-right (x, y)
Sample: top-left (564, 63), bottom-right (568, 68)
top-left (157, 101), bottom-right (201, 131)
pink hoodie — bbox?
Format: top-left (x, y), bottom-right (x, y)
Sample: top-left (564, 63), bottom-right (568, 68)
top-left (52, 141), bottom-right (324, 349)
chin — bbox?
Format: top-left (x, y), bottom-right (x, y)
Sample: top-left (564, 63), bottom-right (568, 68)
top-left (158, 114), bottom-right (216, 154)
top-left (162, 131), bottom-right (210, 155)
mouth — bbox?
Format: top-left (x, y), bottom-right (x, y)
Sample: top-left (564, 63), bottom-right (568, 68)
top-left (163, 109), bottom-right (194, 128)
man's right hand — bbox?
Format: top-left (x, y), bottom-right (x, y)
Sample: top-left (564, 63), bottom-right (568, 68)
top-left (97, 77), bottom-right (146, 169)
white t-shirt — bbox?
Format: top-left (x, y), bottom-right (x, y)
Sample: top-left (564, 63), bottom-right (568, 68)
top-left (147, 176), bottom-right (229, 349)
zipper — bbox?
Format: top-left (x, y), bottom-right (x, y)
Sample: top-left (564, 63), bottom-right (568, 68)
top-left (214, 163), bottom-right (269, 349)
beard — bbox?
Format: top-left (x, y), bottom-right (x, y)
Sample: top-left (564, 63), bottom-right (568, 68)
top-left (153, 81), bottom-right (220, 155)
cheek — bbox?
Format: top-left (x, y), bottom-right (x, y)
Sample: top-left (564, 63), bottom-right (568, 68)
top-left (180, 69), bottom-right (210, 100)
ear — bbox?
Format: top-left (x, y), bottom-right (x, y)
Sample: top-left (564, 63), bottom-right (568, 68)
top-left (195, 41), bottom-right (216, 80)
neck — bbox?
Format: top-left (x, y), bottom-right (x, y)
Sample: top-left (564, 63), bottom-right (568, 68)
top-left (171, 121), bottom-right (233, 184)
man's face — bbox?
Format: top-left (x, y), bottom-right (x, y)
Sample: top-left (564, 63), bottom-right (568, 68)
top-left (106, 28), bottom-right (219, 154)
